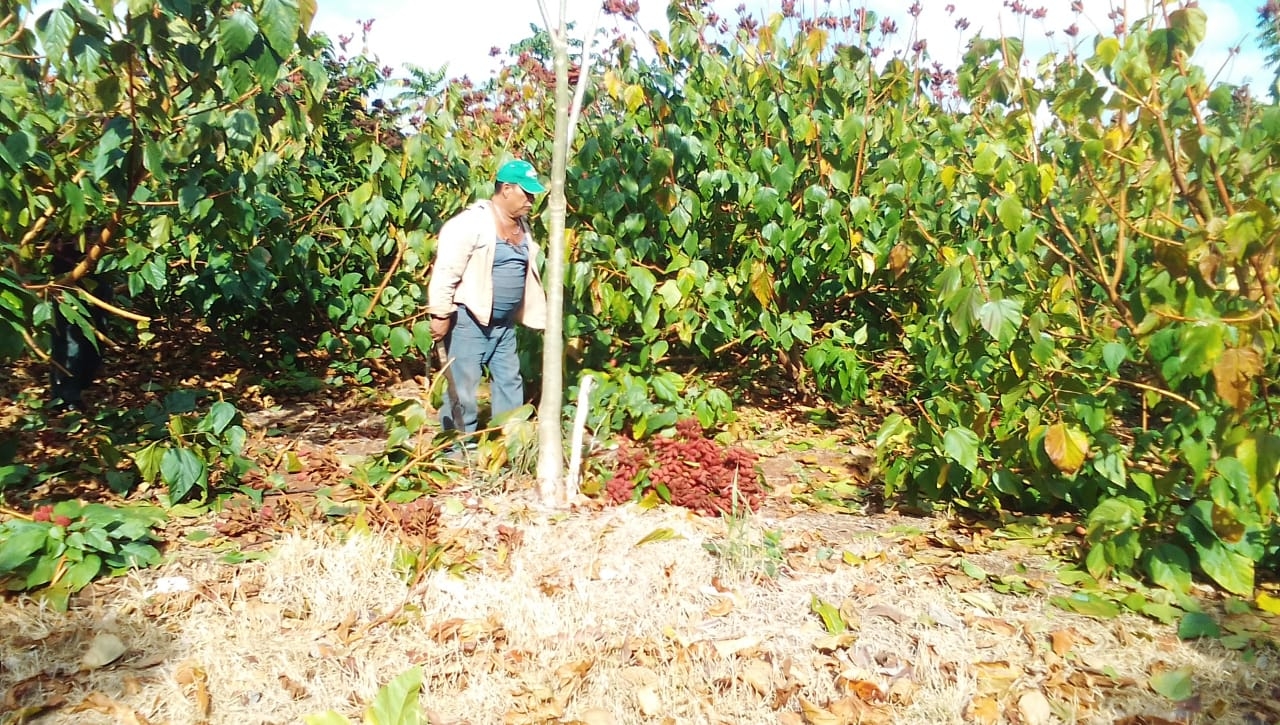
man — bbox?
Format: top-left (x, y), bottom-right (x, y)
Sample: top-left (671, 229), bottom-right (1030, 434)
top-left (426, 159), bottom-right (548, 435)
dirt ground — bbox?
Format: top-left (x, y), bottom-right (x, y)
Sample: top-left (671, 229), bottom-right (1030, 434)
top-left (2, 356), bottom-right (1278, 725)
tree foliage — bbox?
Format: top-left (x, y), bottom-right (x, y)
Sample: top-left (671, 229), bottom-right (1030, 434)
top-left (2, 0), bottom-right (1277, 596)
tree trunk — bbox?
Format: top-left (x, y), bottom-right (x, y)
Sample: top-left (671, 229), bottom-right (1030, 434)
top-left (536, 15), bottom-right (572, 505)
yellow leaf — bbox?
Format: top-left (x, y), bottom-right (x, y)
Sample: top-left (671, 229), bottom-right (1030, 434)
top-left (1213, 347), bottom-right (1262, 412)
top-left (634, 527), bottom-right (682, 546)
top-left (740, 658), bottom-right (774, 697)
top-left (1044, 423), bottom-right (1090, 474)
top-left (623, 84), bottom-right (646, 113)
top-left (966, 695), bottom-right (1001, 725)
top-left (750, 261), bottom-right (775, 308)
top-left (602, 70), bottom-right (623, 100)
top-left (1256, 592), bottom-right (1280, 615)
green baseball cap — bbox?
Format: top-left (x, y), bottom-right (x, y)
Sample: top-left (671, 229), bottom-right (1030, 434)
top-left (495, 159), bottom-right (547, 194)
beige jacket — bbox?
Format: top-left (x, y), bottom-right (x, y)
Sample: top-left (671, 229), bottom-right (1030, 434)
top-left (426, 200), bottom-right (547, 329)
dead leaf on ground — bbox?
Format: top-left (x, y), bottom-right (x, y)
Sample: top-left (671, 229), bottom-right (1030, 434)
top-left (174, 660), bottom-right (210, 718)
top-left (836, 675), bottom-right (886, 703)
top-left (572, 708), bottom-right (617, 725)
top-left (73, 692), bottom-right (152, 725)
top-left (740, 658), bottom-right (774, 698)
top-left (80, 633), bottom-right (128, 670)
top-left (635, 685), bottom-right (662, 716)
top-left (712, 635), bottom-right (763, 658)
top-left (967, 695), bottom-right (1002, 725)
top-left (778, 713), bottom-right (805, 725)
top-left (707, 596), bottom-right (736, 617)
top-left (863, 604), bottom-right (906, 624)
top-left (1018, 690), bottom-right (1053, 725)
top-left (279, 674), bottom-right (308, 699)
top-left (974, 660), bottom-right (1020, 696)
top-left (1051, 629), bottom-right (1076, 656)
top-left (798, 697), bottom-right (842, 725)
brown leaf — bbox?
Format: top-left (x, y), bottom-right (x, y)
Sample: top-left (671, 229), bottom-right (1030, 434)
top-left (798, 698), bottom-right (843, 725)
top-left (574, 709), bottom-right (617, 725)
top-left (1051, 629), bottom-right (1075, 657)
top-left (836, 676), bottom-right (885, 703)
top-left (974, 660), bottom-right (1020, 697)
top-left (778, 713), bottom-right (806, 725)
top-left (74, 692), bottom-right (152, 725)
top-left (279, 674), bottom-right (308, 700)
top-left (174, 661), bottom-right (210, 718)
top-left (967, 695), bottom-right (1002, 725)
top-left (707, 596), bottom-right (736, 617)
top-left (889, 243), bottom-right (912, 278)
top-left (1213, 347), bottom-right (1262, 411)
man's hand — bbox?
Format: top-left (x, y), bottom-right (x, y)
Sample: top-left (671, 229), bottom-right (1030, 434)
top-left (430, 315), bottom-right (453, 341)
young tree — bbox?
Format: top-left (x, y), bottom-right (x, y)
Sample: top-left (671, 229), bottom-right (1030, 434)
top-left (534, 0), bottom-right (599, 506)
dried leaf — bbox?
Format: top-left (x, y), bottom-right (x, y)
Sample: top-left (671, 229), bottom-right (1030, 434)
top-left (1256, 592), bottom-right (1280, 615)
top-left (81, 633), bottom-right (128, 670)
top-left (279, 674), bottom-right (308, 700)
top-left (1018, 690), bottom-right (1053, 725)
top-left (798, 698), bottom-right (842, 725)
top-left (74, 692), bottom-right (151, 725)
top-left (175, 661), bottom-right (210, 717)
top-left (1051, 629), bottom-right (1075, 656)
top-left (778, 714), bottom-right (805, 725)
top-left (575, 709), bottom-right (617, 725)
top-left (740, 659), bottom-right (774, 697)
top-left (863, 604), bottom-right (906, 624)
top-left (712, 635), bottom-right (763, 658)
top-left (836, 676), bottom-right (885, 703)
top-left (707, 597), bottom-right (735, 617)
top-left (1213, 347), bottom-right (1262, 411)
top-left (635, 686), bottom-right (661, 717)
top-left (967, 695), bottom-right (1002, 725)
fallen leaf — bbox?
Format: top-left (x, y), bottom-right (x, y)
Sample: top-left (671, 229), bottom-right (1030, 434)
top-left (798, 698), bottom-right (842, 725)
top-left (712, 635), bottom-right (763, 658)
top-left (974, 617), bottom-right (1019, 637)
top-left (863, 604), bottom-right (906, 624)
top-left (575, 708), bottom-right (617, 725)
top-left (74, 692), bottom-right (151, 725)
top-left (1051, 629), bottom-right (1075, 657)
top-left (836, 676), bottom-right (885, 703)
top-left (1149, 666), bottom-right (1194, 702)
top-left (960, 592), bottom-right (1000, 615)
top-left (1018, 690), bottom-right (1052, 725)
top-left (967, 695), bottom-right (1001, 725)
top-left (279, 674), bottom-right (308, 699)
top-left (635, 527), bottom-right (682, 546)
top-left (175, 661), bottom-right (210, 718)
top-left (974, 661), bottom-right (1020, 696)
top-left (636, 686), bottom-right (661, 717)
top-left (707, 597), bottom-right (735, 617)
top-left (778, 714), bottom-right (805, 725)
top-left (81, 633), bottom-right (128, 670)
top-left (740, 659), bottom-right (774, 698)
top-left (888, 677), bottom-right (917, 704)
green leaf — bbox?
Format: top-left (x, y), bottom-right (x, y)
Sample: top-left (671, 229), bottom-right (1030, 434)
top-left (996, 195), bottom-right (1023, 233)
top-left (1147, 544), bottom-right (1192, 595)
top-left (0, 523), bottom-right (49, 573)
top-left (258, 0), bottom-right (301, 57)
top-left (942, 426), bottom-right (980, 473)
top-left (635, 528), bottom-right (682, 546)
top-left (225, 109), bottom-right (260, 150)
top-left (363, 666), bottom-right (423, 725)
top-left (219, 9), bottom-right (259, 59)
top-left (1149, 666), bottom-right (1194, 702)
top-left (1102, 341), bottom-right (1127, 374)
top-left (1168, 7), bottom-right (1207, 55)
top-left (205, 401), bottom-right (238, 436)
top-left (389, 327), bottom-right (413, 357)
top-left (1177, 611), bottom-right (1220, 639)
top-left (160, 447), bottom-right (207, 502)
top-left (1196, 540), bottom-right (1254, 596)
top-left (1050, 592), bottom-right (1121, 619)
top-left (976, 298), bottom-right (1022, 347)
top-left (36, 8), bottom-right (76, 63)
top-left (132, 442), bottom-right (165, 483)
top-left (810, 595), bottom-right (846, 634)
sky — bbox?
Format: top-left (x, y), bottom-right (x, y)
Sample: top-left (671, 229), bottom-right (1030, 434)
top-left (311, 0), bottom-right (1273, 94)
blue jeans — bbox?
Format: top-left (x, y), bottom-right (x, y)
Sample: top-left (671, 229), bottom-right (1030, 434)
top-left (440, 306), bottom-right (524, 433)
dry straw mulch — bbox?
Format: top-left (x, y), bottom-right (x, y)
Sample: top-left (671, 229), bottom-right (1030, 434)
top-left (1, 492), bottom-right (1277, 725)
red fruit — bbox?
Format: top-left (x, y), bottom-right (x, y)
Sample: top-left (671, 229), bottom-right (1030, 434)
top-left (32, 506), bottom-right (52, 522)
top-left (53, 515), bottom-right (72, 527)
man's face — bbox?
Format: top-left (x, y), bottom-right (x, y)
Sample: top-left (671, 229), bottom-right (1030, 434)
top-left (501, 183), bottom-right (535, 218)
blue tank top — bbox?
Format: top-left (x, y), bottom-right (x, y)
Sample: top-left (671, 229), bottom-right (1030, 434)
top-left (491, 235), bottom-right (528, 322)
